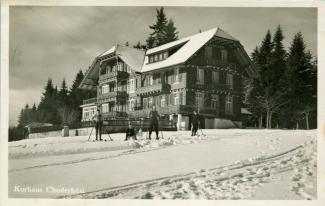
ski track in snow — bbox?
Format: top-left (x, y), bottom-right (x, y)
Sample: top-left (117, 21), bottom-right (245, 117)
top-left (9, 129), bottom-right (317, 200)
top-left (62, 138), bottom-right (316, 200)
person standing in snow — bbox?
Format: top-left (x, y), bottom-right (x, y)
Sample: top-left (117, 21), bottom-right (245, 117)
top-left (148, 105), bottom-right (160, 140)
top-left (125, 123), bottom-right (137, 141)
top-left (92, 107), bottom-right (103, 141)
top-left (191, 110), bottom-right (200, 136)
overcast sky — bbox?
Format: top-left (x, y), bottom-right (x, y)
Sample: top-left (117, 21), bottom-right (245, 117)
top-left (9, 6), bottom-right (317, 126)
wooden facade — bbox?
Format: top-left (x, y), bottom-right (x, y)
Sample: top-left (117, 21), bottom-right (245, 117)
top-left (80, 28), bottom-right (254, 129)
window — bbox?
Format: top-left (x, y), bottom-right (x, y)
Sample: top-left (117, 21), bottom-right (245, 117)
top-left (205, 46), bottom-right (213, 59)
top-left (174, 93), bottom-right (180, 105)
top-left (128, 100), bottom-right (135, 111)
top-left (161, 96), bottom-right (166, 107)
top-left (226, 73), bottom-right (233, 89)
top-left (83, 107), bottom-right (96, 121)
top-left (100, 66), bottom-right (106, 75)
top-left (174, 68), bottom-right (179, 83)
top-left (225, 95), bottom-right (233, 114)
top-left (143, 98), bottom-right (148, 109)
top-left (163, 51), bottom-right (168, 59)
top-left (221, 49), bottom-right (228, 61)
top-left (149, 75), bottom-right (153, 86)
top-left (102, 103), bottom-right (109, 113)
top-left (130, 79), bottom-right (135, 93)
top-left (109, 102), bottom-right (115, 112)
top-left (212, 71), bottom-right (219, 84)
top-left (156, 74), bottom-right (161, 84)
top-left (149, 56), bottom-right (153, 63)
top-left (159, 53), bottom-right (163, 61)
top-left (211, 94), bottom-right (219, 110)
top-left (148, 97), bottom-right (153, 108)
top-left (154, 55), bottom-right (158, 62)
top-left (196, 68), bottom-right (204, 85)
top-left (195, 92), bottom-right (204, 108)
top-left (179, 92), bottom-right (184, 105)
top-left (102, 85), bottom-right (109, 94)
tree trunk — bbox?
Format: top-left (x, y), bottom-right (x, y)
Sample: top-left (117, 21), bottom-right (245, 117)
top-left (259, 115), bottom-right (263, 128)
top-left (269, 111), bottom-right (273, 129)
top-left (266, 110), bottom-right (270, 129)
top-left (296, 122), bottom-right (299, 130)
top-left (305, 112), bottom-right (309, 130)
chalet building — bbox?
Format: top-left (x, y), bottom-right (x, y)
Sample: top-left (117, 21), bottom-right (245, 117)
top-left (79, 27), bottom-right (255, 130)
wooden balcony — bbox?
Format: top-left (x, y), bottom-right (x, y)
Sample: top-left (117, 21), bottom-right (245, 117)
top-left (82, 97), bottom-right (97, 105)
top-left (206, 59), bottom-right (236, 70)
top-left (136, 83), bottom-right (171, 96)
top-left (170, 81), bottom-right (186, 90)
top-left (207, 83), bottom-right (231, 90)
top-left (102, 111), bottom-right (128, 119)
top-left (99, 71), bottom-right (129, 82)
top-left (98, 91), bottom-right (128, 103)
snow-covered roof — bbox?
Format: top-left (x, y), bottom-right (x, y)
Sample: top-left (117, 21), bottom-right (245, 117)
top-left (79, 27), bottom-right (255, 90)
top-left (79, 45), bottom-right (145, 90)
top-left (99, 45), bottom-right (145, 72)
top-left (142, 27), bottom-right (239, 72)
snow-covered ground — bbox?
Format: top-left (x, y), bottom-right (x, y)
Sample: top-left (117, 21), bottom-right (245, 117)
top-left (8, 129), bottom-right (316, 199)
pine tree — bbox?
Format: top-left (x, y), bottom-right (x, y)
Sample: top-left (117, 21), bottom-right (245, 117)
top-left (58, 78), bottom-right (69, 106)
top-left (269, 26), bottom-right (288, 127)
top-left (37, 78), bottom-right (62, 125)
top-left (69, 70), bottom-right (96, 123)
top-left (246, 29), bottom-right (290, 128)
top-left (133, 41), bottom-right (146, 50)
top-left (271, 26), bottom-right (286, 89)
top-left (146, 7), bottom-right (168, 48)
top-left (285, 32), bottom-right (316, 129)
top-left (146, 35), bottom-right (156, 49)
top-left (164, 19), bottom-right (178, 43)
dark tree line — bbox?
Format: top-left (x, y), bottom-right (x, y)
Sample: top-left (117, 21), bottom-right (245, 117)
top-left (245, 26), bottom-right (317, 129)
top-left (18, 70), bottom-right (96, 127)
top-left (10, 70), bottom-right (96, 141)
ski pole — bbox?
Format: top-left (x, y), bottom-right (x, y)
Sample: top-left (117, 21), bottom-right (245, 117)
top-left (88, 126), bottom-right (94, 141)
top-left (107, 133), bottom-right (114, 141)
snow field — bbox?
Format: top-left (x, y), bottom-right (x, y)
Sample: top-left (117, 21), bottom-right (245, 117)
top-left (9, 129), bottom-right (316, 199)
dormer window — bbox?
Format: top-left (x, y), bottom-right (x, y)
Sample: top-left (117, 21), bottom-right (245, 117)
top-left (163, 51), bottom-right (168, 59)
top-left (148, 51), bottom-right (169, 64)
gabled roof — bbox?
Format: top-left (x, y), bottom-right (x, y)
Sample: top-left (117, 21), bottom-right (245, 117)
top-left (79, 45), bottom-right (145, 90)
top-left (79, 27), bottom-right (255, 90)
top-left (142, 27), bottom-right (239, 72)
top-left (99, 45), bottom-right (145, 72)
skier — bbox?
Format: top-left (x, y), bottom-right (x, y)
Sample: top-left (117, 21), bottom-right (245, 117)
top-left (191, 110), bottom-right (200, 136)
top-left (148, 105), bottom-right (159, 140)
top-left (92, 107), bottom-right (103, 141)
top-left (125, 123), bottom-right (137, 141)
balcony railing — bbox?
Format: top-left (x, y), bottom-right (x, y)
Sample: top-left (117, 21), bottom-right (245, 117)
top-left (102, 111), bottom-right (128, 119)
top-left (98, 91), bottom-right (128, 100)
top-left (82, 97), bottom-right (97, 105)
top-left (136, 83), bottom-right (171, 95)
top-left (99, 71), bottom-right (129, 82)
top-left (207, 83), bottom-right (231, 90)
top-left (206, 59), bottom-right (236, 70)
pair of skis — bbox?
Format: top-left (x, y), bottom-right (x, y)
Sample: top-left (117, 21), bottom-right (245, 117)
top-left (87, 127), bottom-right (114, 142)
